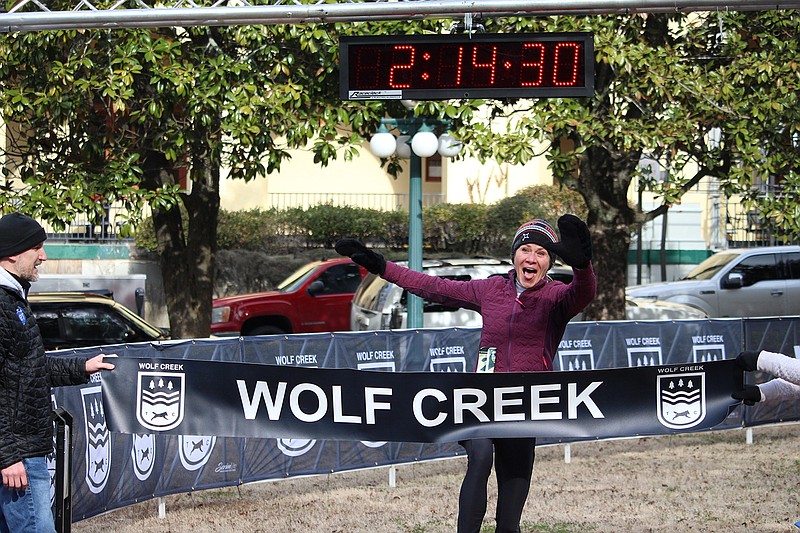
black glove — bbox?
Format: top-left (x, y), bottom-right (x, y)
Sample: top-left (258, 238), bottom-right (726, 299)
top-left (732, 385), bottom-right (762, 406)
top-left (735, 350), bottom-right (760, 372)
top-left (334, 238), bottom-right (386, 276)
top-left (549, 214), bottom-right (592, 269)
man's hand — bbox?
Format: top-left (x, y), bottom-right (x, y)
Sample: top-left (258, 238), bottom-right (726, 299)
top-left (1, 461), bottom-right (28, 490)
top-left (549, 214), bottom-right (592, 269)
top-left (85, 354), bottom-right (117, 375)
top-left (335, 238), bottom-right (387, 276)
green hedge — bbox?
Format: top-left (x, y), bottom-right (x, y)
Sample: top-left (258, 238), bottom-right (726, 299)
top-left (136, 184), bottom-right (586, 256)
top-left (134, 185), bottom-right (586, 296)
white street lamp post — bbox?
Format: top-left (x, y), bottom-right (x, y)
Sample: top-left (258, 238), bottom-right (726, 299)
top-left (368, 118), bottom-right (462, 328)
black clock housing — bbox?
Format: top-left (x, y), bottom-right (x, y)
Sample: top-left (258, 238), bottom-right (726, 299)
top-left (340, 32), bottom-right (594, 100)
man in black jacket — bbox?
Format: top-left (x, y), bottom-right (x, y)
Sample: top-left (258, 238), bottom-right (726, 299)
top-left (0, 212), bottom-right (115, 533)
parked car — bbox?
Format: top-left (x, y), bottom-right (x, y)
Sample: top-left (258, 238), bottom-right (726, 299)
top-left (351, 258), bottom-right (515, 331)
top-left (211, 258), bottom-right (367, 336)
top-left (627, 246), bottom-right (800, 318)
top-left (350, 258), bottom-right (706, 331)
top-left (29, 291), bottom-right (168, 351)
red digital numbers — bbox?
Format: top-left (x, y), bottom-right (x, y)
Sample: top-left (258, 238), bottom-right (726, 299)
top-left (521, 43), bottom-right (546, 87)
top-left (438, 45), bottom-right (464, 87)
top-left (388, 45), bottom-right (414, 88)
top-left (342, 33), bottom-right (593, 100)
top-left (471, 45), bottom-right (498, 86)
top-left (520, 42), bottom-right (581, 87)
top-left (553, 43), bottom-right (581, 86)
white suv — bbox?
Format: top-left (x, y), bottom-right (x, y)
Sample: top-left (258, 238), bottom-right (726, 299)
top-left (351, 257), bottom-right (706, 331)
top-left (350, 258), bottom-right (519, 331)
top-left (627, 245), bottom-right (800, 318)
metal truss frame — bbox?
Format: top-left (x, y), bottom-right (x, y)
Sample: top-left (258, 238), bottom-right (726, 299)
top-left (1, 0), bottom-right (799, 33)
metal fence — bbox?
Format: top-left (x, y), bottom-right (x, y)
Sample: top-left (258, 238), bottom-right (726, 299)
top-left (263, 192), bottom-right (444, 212)
top-left (44, 203), bottom-right (138, 244)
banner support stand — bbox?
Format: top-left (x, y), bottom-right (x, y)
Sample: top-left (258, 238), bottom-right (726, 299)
top-left (53, 408), bottom-right (73, 533)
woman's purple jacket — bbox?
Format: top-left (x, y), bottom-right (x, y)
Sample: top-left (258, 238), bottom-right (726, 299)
top-left (382, 261), bottom-right (596, 372)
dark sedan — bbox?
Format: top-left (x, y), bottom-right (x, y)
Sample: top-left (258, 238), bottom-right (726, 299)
top-left (28, 291), bottom-right (168, 350)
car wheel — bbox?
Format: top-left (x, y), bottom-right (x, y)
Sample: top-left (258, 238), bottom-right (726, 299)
top-left (249, 325), bottom-right (285, 336)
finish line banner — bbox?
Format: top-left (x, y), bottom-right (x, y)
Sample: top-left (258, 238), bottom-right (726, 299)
top-left (102, 357), bottom-right (743, 442)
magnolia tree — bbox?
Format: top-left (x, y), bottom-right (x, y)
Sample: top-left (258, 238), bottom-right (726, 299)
top-left (429, 11), bottom-right (799, 319)
top-left (1, 9), bottom-right (797, 334)
top-left (0, 19), bottom-right (436, 337)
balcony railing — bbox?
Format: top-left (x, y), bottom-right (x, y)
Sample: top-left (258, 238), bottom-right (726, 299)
top-left (263, 192), bottom-right (445, 212)
top-left (45, 205), bottom-right (134, 244)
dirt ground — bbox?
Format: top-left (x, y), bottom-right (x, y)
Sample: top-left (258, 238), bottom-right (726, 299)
top-left (72, 423), bottom-right (800, 533)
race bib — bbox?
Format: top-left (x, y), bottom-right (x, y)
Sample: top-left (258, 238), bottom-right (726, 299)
top-left (477, 347), bottom-right (496, 373)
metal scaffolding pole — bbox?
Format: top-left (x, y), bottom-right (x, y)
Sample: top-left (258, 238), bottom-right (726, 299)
top-left (1, 0), bottom-right (799, 33)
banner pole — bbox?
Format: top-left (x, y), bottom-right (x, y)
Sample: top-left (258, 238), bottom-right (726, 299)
top-left (53, 408), bottom-right (73, 533)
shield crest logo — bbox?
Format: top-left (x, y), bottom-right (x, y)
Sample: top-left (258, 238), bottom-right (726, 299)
top-left (136, 371), bottom-right (185, 432)
top-left (656, 372), bottom-right (706, 430)
top-left (178, 435), bottom-right (216, 471)
top-left (81, 386), bottom-right (111, 494)
top-left (131, 434), bottom-right (156, 481)
top-left (277, 438), bottom-right (316, 457)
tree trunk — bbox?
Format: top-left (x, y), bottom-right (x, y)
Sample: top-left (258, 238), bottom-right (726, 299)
top-left (572, 144), bottom-right (639, 321)
top-left (584, 220), bottom-right (631, 321)
top-left (142, 146), bottom-right (219, 339)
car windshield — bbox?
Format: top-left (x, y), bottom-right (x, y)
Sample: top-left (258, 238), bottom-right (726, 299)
top-left (352, 273), bottom-right (389, 312)
top-left (277, 263), bottom-right (319, 292)
top-left (110, 302), bottom-right (165, 337)
top-left (681, 252), bottom-right (738, 280)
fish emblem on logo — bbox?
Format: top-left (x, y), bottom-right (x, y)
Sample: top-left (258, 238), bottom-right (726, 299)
top-left (656, 372), bottom-right (706, 430)
top-left (136, 371), bottom-right (185, 432)
top-left (82, 386), bottom-right (111, 494)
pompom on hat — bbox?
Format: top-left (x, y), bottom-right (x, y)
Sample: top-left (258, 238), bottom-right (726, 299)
top-left (0, 212), bottom-right (47, 258)
top-left (511, 218), bottom-right (558, 262)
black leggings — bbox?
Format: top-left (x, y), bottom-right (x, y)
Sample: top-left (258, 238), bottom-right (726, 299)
top-left (456, 438), bottom-right (536, 533)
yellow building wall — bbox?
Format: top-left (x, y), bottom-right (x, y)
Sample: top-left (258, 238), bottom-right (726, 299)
top-left (219, 140), bottom-right (554, 211)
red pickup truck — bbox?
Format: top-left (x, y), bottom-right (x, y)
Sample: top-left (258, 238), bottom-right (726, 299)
top-left (210, 258), bottom-right (367, 337)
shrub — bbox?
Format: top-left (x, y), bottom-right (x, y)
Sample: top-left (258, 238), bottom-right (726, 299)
top-left (518, 184), bottom-right (587, 219)
top-left (135, 184), bottom-right (587, 295)
top-left (217, 208), bottom-right (282, 251)
top-left (423, 203), bottom-right (489, 254)
top-left (297, 204), bottom-right (372, 248)
top-left (483, 185), bottom-right (586, 256)
top-left (381, 209), bottom-right (409, 249)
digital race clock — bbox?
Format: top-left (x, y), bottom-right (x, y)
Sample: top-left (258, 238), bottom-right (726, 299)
top-left (340, 32), bottom-right (594, 101)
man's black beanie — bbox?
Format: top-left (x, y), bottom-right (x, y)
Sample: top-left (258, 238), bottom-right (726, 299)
top-left (0, 212), bottom-right (47, 258)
